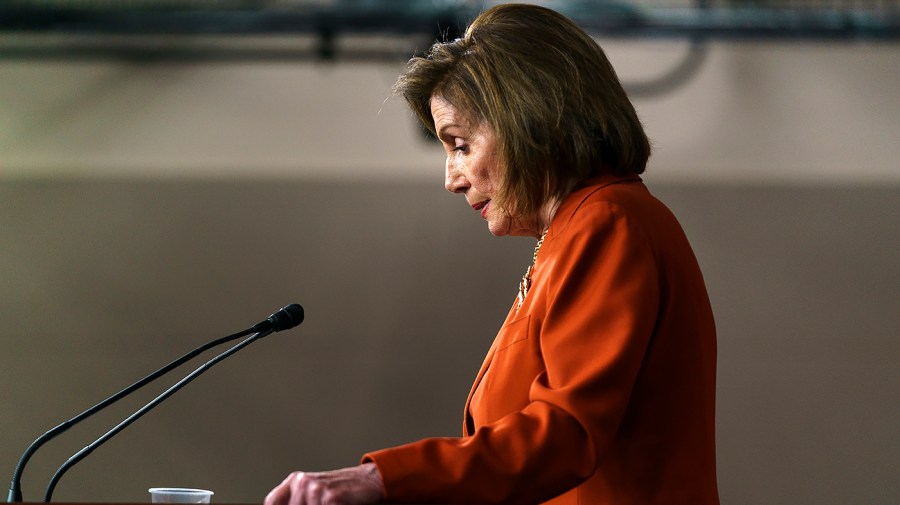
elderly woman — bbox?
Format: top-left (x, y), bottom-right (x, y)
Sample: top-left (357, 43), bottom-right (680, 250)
top-left (265, 4), bottom-right (718, 504)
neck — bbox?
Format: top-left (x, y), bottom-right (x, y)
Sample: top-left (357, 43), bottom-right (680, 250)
top-left (534, 197), bottom-right (562, 238)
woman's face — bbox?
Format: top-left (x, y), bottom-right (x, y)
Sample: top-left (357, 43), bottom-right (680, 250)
top-left (431, 95), bottom-right (537, 237)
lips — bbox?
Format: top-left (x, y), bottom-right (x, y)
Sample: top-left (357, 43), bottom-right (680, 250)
top-left (472, 200), bottom-right (491, 219)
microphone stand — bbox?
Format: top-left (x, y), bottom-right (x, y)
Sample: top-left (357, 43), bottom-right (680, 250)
top-left (6, 328), bottom-right (256, 503)
top-left (8, 303), bottom-right (302, 503)
top-left (43, 328), bottom-right (274, 502)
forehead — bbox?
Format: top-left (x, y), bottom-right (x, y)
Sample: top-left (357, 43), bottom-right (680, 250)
top-left (429, 93), bottom-right (493, 134)
top-left (430, 94), bottom-right (482, 132)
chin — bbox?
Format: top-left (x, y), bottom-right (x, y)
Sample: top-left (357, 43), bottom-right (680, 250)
top-left (486, 220), bottom-right (511, 237)
top-left (489, 217), bottom-right (531, 237)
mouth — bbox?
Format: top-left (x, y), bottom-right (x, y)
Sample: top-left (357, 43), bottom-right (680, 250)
top-left (472, 200), bottom-right (491, 219)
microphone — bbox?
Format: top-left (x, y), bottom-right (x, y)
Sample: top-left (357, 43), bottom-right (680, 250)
top-left (258, 303), bottom-right (305, 333)
top-left (6, 303), bottom-right (304, 503)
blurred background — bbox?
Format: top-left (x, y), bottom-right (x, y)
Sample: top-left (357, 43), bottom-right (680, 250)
top-left (1, 1), bottom-right (898, 504)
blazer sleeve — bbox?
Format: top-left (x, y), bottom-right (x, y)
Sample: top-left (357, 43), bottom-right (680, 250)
top-left (362, 200), bottom-right (660, 504)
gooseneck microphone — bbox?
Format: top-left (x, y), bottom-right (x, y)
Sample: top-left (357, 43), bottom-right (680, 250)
top-left (7, 303), bottom-right (304, 503)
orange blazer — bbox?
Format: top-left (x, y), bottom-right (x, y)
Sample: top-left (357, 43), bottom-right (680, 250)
top-left (364, 175), bottom-right (719, 504)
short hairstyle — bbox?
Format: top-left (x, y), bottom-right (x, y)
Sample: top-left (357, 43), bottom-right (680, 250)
top-left (393, 3), bottom-right (651, 221)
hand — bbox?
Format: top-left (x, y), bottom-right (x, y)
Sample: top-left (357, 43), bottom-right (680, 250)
top-left (264, 463), bottom-right (385, 505)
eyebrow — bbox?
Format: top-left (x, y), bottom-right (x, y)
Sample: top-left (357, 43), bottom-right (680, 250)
top-left (437, 123), bottom-right (464, 140)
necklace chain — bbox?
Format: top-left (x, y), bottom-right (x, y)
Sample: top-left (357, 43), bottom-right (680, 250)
top-left (517, 231), bottom-right (548, 311)
top-left (532, 232), bottom-right (547, 263)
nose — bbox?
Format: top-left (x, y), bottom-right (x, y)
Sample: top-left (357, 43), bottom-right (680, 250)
top-left (445, 161), bottom-right (469, 194)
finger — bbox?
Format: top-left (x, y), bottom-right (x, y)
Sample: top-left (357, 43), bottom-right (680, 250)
top-left (287, 472), bottom-right (309, 505)
top-left (265, 472), bottom-right (300, 505)
top-left (303, 478), bottom-right (324, 505)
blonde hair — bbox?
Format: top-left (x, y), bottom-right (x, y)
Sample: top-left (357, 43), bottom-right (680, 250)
top-left (394, 3), bottom-right (650, 221)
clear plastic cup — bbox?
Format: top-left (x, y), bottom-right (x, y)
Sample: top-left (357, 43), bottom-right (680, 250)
top-left (149, 488), bottom-right (214, 504)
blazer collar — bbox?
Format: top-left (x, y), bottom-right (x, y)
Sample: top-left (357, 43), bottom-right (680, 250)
top-left (550, 174), bottom-right (643, 232)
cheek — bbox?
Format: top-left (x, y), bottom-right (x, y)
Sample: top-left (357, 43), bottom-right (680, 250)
top-left (485, 151), bottom-right (505, 189)
top-left (471, 156), bottom-right (500, 193)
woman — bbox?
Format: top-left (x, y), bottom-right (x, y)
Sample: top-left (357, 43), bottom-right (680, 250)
top-left (265, 4), bottom-right (718, 504)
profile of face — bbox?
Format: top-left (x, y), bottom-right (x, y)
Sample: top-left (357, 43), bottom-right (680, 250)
top-left (431, 95), bottom-right (540, 237)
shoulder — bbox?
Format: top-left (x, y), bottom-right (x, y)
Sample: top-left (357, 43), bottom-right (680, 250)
top-left (542, 174), bottom-right (691, 268)
top-left (552, 175), bottom-right (666, 236)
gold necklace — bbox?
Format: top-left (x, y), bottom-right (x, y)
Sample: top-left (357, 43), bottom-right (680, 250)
top-left (516, 231), bottom-right (547, 311)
